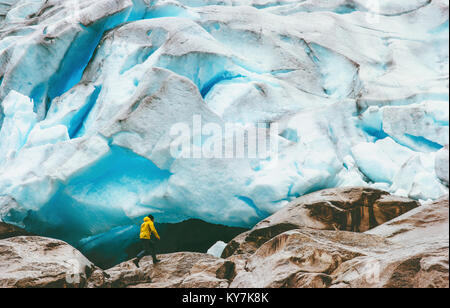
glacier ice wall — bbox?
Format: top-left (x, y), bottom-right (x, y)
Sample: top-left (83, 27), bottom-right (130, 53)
top-left (0, 0), bottom-right (448, 247)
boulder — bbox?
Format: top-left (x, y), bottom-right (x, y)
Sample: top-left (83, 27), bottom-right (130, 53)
top-left (229, 196), bottom-right (448, 288)
top-left (87, 252), bottom-right (236, 288)
top-left (332, 247), bottom-right (449, 288)
top-left (332, 195), bottom-right (449, 288)
top-left (0, 192), bottom-right (446, 289)
top-left (230, 229), bottom-right (390, 288)
top-left (366, 195), bottom-right (449, 243)
top-left (222, 187), bottom-right (419, 258)
top-left (0, 236), bottom-right (96, 288)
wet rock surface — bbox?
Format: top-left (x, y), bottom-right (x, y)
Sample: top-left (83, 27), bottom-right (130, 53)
top-left (0, 190), bottom-right (447, 288)
top-left (350, 195), bottom-right (450, 288)
top-left (229, 229), bottom-right (389, 288)
top-left (85, 189), bottom-right (445, 288)
top-left (0, 236), bottom-right (96, 288)
top-left (222, 187), bottom-right (420, 258)
top-left (86, 252), bottom-right (236, 288)
top-left (229, 195), bottom-right (449, 288)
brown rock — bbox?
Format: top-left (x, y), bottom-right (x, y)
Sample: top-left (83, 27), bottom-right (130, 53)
top-left (332, 196), bottom-right (449, 288)
top-left (331, 247), bottom-right (449, 288)
top-left (366, 195), bottom-right (449, 243)
top-left (286, 273), bottom-right (333, 288)
top-left (1, 191), bottom-right (445, 289)
top-left (230, 229), bottom-right (390, 288)
top-left (0, 236), bottom-right (96, 288)
top-left (87, 252), bottom-right (236, 288)
top-left (0, 222), bottom-right (32, 239)
top-left (222, 187), bottom-right (419, 258)
top-left (228, 195), bottom-right (448, 288)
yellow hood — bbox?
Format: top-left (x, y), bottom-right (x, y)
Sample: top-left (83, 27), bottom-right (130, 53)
top-left (139, 217), bottom-right (160, 240)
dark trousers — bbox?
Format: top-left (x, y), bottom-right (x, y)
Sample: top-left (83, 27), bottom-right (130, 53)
top-left (136, 239), bottom-right (158, 262)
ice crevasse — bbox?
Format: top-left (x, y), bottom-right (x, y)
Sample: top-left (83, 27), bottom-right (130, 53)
top-left (0, 0), bottom-right (448, 249)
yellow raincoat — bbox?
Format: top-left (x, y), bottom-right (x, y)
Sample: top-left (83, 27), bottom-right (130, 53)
top-left (139, 217), bottom-right (160, 240)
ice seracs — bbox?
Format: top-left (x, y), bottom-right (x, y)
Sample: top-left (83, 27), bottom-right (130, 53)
top-left (0, 91), bottom-right (37, 164)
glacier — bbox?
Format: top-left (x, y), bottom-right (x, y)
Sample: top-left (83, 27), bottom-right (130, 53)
top-left (0, 0), bottom-right (448, 256)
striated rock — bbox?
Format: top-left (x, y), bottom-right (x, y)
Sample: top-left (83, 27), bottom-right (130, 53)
top-left (332, 247), bottom-right (449, 288)
top-left (230, 229), bottom-right (390, 288)
top-left (87, 252), bottom-right (236, 288)
top-left (221, 230), bottom-right (256, 259)
top-left (366, 195), bottom-right (449, 243)
top-left (228, 196), bottom-right (448, 288)
top-left (332, 195), bottom-right (449, 288)
top-left (256, 187), bottom-right (420, 232)
top-left (0, 236), bottom-right (96, 288)
top-left (222, 187), bottom-right (419, 258)
top-left (0, 192), bottom-right (446, 289)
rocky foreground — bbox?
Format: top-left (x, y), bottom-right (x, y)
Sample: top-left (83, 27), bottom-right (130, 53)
top-left (0, 187), bottom-right (448, 288)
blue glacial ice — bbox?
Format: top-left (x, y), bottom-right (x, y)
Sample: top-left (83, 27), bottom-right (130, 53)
top-left (0, 0), bottom-right (448, 255)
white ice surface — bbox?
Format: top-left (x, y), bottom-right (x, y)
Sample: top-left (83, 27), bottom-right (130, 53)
top-left (207, 240), bottom-right (227, 258)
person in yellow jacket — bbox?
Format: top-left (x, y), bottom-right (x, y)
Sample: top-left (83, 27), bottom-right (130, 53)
top-left (133, 215), bottom-right (161, 267)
